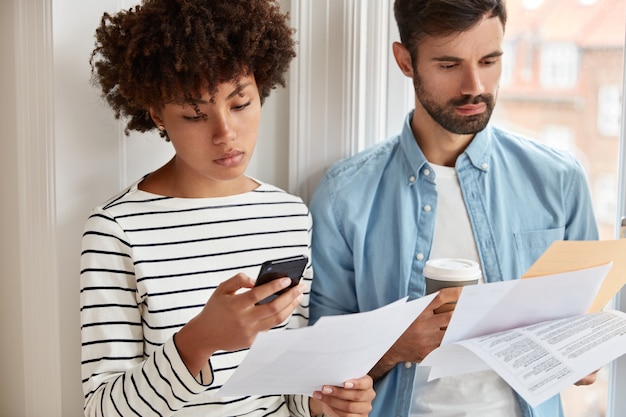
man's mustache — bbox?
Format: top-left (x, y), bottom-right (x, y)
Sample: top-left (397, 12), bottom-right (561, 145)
top-left (450, 94), bottom-right (493, 106)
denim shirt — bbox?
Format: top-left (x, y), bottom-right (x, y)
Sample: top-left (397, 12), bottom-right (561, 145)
top-left (309, 111), bottom-right (598, 417)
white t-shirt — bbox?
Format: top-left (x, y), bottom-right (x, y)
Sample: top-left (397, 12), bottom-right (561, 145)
top-left (410, 164), bottom-right (521, 417)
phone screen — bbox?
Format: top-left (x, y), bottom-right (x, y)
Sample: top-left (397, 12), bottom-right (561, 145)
top-left (254, 255), bottom-right (308, 304)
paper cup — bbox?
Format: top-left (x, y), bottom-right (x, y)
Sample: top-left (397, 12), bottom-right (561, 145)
top-left (424, 258), bottom-right (481, 295)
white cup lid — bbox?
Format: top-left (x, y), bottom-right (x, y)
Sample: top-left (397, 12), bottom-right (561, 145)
top-left (423, 258), bottom-right (482, 281)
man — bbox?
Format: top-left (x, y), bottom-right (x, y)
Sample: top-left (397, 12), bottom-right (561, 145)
top-left (309, 0), bottom-right (598, 416)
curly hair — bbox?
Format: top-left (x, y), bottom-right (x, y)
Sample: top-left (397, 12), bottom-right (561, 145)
top-left (90, 0), bottom-right (296, 136)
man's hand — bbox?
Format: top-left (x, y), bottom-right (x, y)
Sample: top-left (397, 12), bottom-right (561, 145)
top-left (575, 369), bottom-right (600, 386)
top-left (368, 287), bottom-right (462, 380)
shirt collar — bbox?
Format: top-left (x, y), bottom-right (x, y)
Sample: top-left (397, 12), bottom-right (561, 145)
top-left (399, 109), bottom-right (492, 173)
top-left (463, 126), bottom-right (492, 171)
top-left (399, 110), bottom-right (429, 176)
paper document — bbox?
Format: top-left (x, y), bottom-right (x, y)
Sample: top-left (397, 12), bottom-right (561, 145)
top-left (217, 294), bottom-right (436, 397)
top-left (522, 239), bottom-right (626, 312)
top-left (423, 310), bottom-right (626, 406)
top-left (422, 262), bottom-right (626, 406)
top-left (218, 241), bottom-right (626, 404)
top-left (443, 263), bottom-right (612, 345)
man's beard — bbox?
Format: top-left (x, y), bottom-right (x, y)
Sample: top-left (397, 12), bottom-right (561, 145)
top-left (414, 72), bottom-right (496, 135)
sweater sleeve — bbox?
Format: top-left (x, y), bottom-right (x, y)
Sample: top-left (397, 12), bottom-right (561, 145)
top-left (80, 208), bottom-right (212, 417)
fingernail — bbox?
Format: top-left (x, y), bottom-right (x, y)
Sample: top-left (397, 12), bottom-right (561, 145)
top-left (344, 381), bottom-right (354, 389)
top-left (281, 278), bottom-right (291, 287)
top-left (322, 386), bottom-right (332, 394)
top-left (313, 391), bottom-right (322, 400)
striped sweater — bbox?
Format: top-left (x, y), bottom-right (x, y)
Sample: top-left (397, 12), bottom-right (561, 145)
top-left (80, 179), bottom-right (313, 417)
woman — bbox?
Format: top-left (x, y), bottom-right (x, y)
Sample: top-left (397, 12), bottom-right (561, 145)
top-left (80, 1), bottom-right (374, 416)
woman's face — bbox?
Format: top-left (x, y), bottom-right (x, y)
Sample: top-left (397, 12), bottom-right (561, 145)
top-left (151, 75), bottom-right (262, 196)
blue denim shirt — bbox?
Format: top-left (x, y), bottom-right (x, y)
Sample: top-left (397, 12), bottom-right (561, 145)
top-left (309, 111), bottom-right (599, 417)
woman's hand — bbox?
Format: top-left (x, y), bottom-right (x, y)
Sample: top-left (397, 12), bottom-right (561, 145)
top-left (309, 375), bottom-right (375, 417)
top-left (175, 273), bottom-right (305, 376)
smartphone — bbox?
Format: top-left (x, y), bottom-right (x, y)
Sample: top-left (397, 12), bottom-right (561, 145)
top-left (254, 255), bottom-right (308, 304)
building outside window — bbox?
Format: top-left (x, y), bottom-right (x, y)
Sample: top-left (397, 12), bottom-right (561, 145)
top-left (540, 42), bottom-right (580, 88)
top-left (494, 1), bottom-right (625, 413)
top-left (598, 85), bottom-right (623, 137)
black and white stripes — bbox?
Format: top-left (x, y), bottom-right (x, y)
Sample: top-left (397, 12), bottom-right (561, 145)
top-left (80, 181), bottom-right (312, 417)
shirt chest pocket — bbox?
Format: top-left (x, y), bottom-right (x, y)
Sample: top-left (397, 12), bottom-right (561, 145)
top-left (513, 227), bottom-right (565, 273)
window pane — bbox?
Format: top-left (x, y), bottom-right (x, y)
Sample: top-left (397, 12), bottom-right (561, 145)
top-left (494, 0), bottom-right (625, 414)
top-left (495, 0), bottom-right (624, 241)
top-left (598, 85), bottom-right (622, 136)
top-left (539, 42), bottom-right (579, 88)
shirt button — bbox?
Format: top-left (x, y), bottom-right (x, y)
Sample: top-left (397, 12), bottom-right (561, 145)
top-left (423, 168), bottom-right (431, 176)
top-left (404, 362), bottom-right (412, 368)
top-left (416, 253), bottom-right (424, 261)
top-left (423, 204), bottom-right (431, 212)
top-left (481, 163), bottom-right (489, 170)
top-left (409, 175), bottom-right (416, 183)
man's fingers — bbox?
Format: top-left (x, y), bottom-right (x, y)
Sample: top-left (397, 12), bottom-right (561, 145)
top-left (431, 287), bottom-right (462, 306)
top-left (575, 369), bottom-right (599, 386)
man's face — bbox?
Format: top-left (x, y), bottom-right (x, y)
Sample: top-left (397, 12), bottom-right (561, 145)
top-left (412, 16), bottom-right (504, 135)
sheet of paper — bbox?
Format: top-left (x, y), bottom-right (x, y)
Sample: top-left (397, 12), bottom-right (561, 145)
top-left (442, 263), bottom-right (612, 345)
top-left (423, 310), bottom-right (626, 407)
top-left (522, 239), bottom-right (626, 312)
top-left (217, 294), bottom-right (436, 397)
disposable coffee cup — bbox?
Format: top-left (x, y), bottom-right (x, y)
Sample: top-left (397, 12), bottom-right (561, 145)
top-left (424, 258), bottom-right (482, 295)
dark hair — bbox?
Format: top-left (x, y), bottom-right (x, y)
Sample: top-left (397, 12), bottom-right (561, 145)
top-left (394, 0), bottom-right (507, 60)
top-left (90, 0), bottom-right (296, 136)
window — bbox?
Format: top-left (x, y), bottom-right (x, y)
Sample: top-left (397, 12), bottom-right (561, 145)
top-left (501, 41), bottom-right (515, 87)
top-left (523, 0), bottom-right (544, 9)
top-left (290, 2), bottom-right (626, 412)
top-left (594, 174), bottom-right (618, 225)
top-left (540, 125), bottom-right (575, 152)
top-left (540, 42), bottom-right (580, 89)
top-left (376, 0), bottom-right (624, 415)
top-left (493, 2), bottom-right (623, 415)
top-left (598, 85), bottom-right (622, 137)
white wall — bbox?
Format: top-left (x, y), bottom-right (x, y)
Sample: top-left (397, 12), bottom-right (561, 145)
top-left (0, 1), bottom-right (26, 416)
top-left (0, 0), bottom-right (291, 416)
top-left (288, 0), bottom-right (400, 202)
